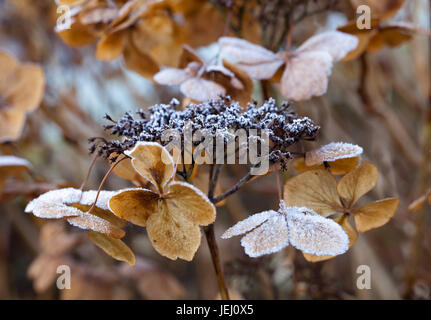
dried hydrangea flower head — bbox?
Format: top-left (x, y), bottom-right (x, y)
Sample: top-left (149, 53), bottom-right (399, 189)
top-left (294, 142), bottom-right (363, 175)
top-left (218, 31), bottom-right (358, 101)
top-left (154, 46), bottom-right (253, 104)
top-left (284, 162), bottom-right (399, 261)
top-left (25, 187), bottom-right (135, 265)
top-left (108, 142), bottom-right (216, 261)
top-left (0, 51), bottom-right (45, 142)
top-left (93, 97), bottom-right (320, 171)
top-left (221, 200), bottom-right (349, 258)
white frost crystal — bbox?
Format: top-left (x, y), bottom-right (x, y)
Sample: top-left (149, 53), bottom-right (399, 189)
top-left (222, 201), bottom-right (349, 258)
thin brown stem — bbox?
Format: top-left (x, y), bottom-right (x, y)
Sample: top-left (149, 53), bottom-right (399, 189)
top-left (79, 152), bottom-right (99, 191)
top-left (205, 164), bottom-right (230, 300)
top-left (213, 171), bottom-right (252, 204)
top-left (87, 157), bottom-right (127, 213)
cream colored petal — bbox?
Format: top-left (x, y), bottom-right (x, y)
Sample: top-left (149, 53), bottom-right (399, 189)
top-left (125, 142), bottom-right (175, 192)
top-left (352, 198), bottom-right (399, 233)
top-left (221, 210), bottom-right (278, 239)
top-left (283, 169), bottom-right (342, 217)
top-left (108, 188), bottom-right (159, 227)
top-left (281, 51), bottom-right (332, 101)
top-left (180, 78), bottom-right (226, 102)
top-left (146, 201), bottom-right (202, 261)
top-left (154, 68), bottom-right (191, 86)
top-left (240, 214), bottom-right (289, 258)
top-left (166, 181), bottom-right (215, 226)
top-left (88, 230), bottom-right (136, 266)
top-left (337, 162), bottom-right (378, 208)
top-left (296, 31), bottom-right (359, 62)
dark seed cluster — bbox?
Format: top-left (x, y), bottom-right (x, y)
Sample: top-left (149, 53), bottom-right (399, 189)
top-left (90, 97), bottom-right (320, 169)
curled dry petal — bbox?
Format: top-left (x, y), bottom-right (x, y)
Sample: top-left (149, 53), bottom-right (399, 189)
top-left (305, 142), bottom-right (363, 167)
top-left (88, 230), bottom-right (136, 266)
top-left (283, 169), bottom-right (342, 217)
top-left (293, 157), bottom-right (360, 175)
top-left (337, 162), bottom-right (378, 208)
top-left (352, 198), bottom-right (399, 232)
top-left (125, 141), bottom-right (175, 192)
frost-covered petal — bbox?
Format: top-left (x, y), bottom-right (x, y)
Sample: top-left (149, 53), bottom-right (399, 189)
top-left (296, 31), bottom-right (359, 61)
top-left (286, 207), bottom-right (349, 256)
top-left (240, 214), bottom-right (289, 258)
top-left (281, 51), bottom-right (333, 101)
top-left (79, 190), bottom-right (117, 211)
top-left (24, 188), bottom-right (83, 217)
top-left (305, 142), bottom-right (363, 167)
top-left (67, 211), bottom-right (125, 239)
top-left (154, 67), bottom-right (191, 86)
top-left (221, 210), bottom-right (278, 239)
top-left (180, 78), bottom-right (226, 102)
top-left (218, 37), bottom-right (279, 64)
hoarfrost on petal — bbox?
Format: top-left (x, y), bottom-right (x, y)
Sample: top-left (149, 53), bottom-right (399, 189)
top-left (221, 210), bottom-right (278, 239)
top-left (31, 202), bottom-right (82, 219)
top-left (240, 214), bottom-right (289, 258)
top-left (180, 78), bottom-right (226, 102)
top-left (24, 188), bottom-right (83, 214)
top-left (0, 155), bottom-right (32, 168)
top-left (296, 31), bottom-right (359, 62)
top-left (79, 190), bottom-right (117, 210)
top-left (305, 142), bottom-right (363, 166)
top-left (218, 37), bottom-right (279, 64)
top-left (153, 68), bottom-right (191, 86)
top-left (286, 209), bottom-right (349, 256)
top-left (67, 211), bottom-right (125, 238)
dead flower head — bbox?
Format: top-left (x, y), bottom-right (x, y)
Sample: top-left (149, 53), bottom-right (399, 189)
top-left (218, 31), bottom-right (358, 101)
top-left (25, 187), bottom-right (135, 265)
top-left (284, 162), bottom-right (400, 262)
top-left (222, 200), bottom-right (349, 258)
top-left (0, 51), bottom-right (45, 142)
top-left (294, 142), bottom-right (363, 175)
top-left (154, 46), bottom-right (253, 104)
top-left (108, 142), bottom-right (216, 261)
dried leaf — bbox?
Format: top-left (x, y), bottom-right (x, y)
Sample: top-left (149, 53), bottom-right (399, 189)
top-left (123, 40), bottom-right (159, 79)
top-left (96, 31), bottom-right (127, 61)
top-left (293, 156), bottom-right (360, 175)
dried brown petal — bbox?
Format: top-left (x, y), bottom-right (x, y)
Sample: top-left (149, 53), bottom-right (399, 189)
top-left (352, 198), bottom-right (399, 232)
